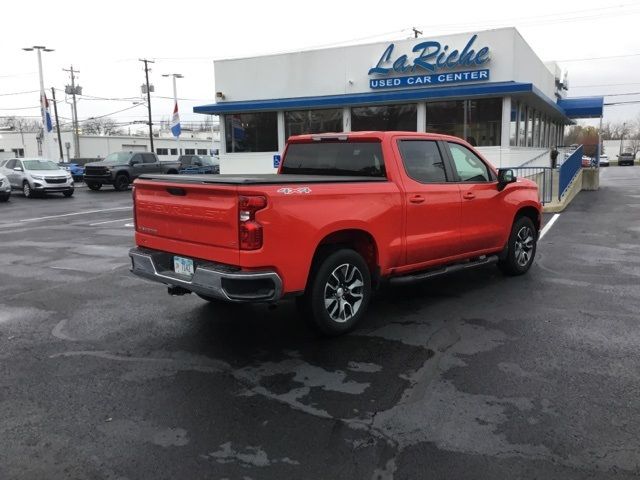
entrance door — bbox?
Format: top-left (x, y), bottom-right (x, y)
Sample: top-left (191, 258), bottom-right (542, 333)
top-left (396, 138), bottom-right (462, 266)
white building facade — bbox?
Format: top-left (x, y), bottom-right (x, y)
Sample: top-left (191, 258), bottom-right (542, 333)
top-left (0, 130), bottom-right (220, 161)
top-left (195, 27), bottom-right (603, 173)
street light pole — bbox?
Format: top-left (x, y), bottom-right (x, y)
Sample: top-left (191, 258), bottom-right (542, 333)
top-left (23, 46), bottom-right (54, 159)
top-left (162, 73), bottom-right (183, 158)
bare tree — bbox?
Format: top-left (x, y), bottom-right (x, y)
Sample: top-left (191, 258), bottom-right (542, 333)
top-left (82, 117), bottom-right (122, 135)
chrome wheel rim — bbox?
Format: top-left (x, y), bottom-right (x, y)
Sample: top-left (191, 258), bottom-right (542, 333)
top-left (324, 263), bottom-right (364, 323)
top-left (23, 183), bottom-right (30, 196)
top-left (514, 226), bottom-right (535, 267)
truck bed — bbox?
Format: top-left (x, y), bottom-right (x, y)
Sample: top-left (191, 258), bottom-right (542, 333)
top-left (138, 174), bottom-right (389, 185)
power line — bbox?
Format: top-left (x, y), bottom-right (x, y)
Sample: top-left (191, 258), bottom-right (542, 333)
top-left (554, 52), bottom-right (640, 62)
top-left (0, 90), bottom-right (39, 97)
top-left (572, 82), bottom-right (640, 88)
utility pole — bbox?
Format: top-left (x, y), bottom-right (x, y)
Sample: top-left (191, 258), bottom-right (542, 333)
top-left (620, 122), bottom-right (626, 156)
top-left (412, 27), bottom-right (422, 38)
top-left (22, 46), bottom-right (54, 159)
top-left (140, 59), bottom-right (155, 152)
top-left (63, 66), bottom-right (81, 158)
top-left (162, 73), bottom-right (183, 157)
top-left (51, 87), bottom-right (64, 161)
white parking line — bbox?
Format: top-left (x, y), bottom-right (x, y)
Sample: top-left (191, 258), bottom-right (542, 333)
top-left (89, 217), bottom-right (133, 226)
top-left (19, 207), bottom-right (131, 223)
top-left (539, 213), bottom-right (560, 240)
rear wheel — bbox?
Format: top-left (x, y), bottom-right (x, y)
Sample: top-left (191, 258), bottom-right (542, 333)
top-left (113, 174), bottom-right (129, 191)
top-left (23, 181), bottom-right (33, 198)
top-left (87, 182), bottom-right (102, 191)
top-left (498, 216), bottom-right (537, 276)
top-left (301, 249), bottom-right (371, 336)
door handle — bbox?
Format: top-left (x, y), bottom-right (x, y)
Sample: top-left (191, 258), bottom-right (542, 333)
top-left (463, 192), bottom-right (476, 200)
top-left (409, 195), bottom-right (425, 204)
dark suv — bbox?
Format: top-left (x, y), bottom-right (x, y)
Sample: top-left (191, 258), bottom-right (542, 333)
top-left (177, 154), bottom-right (220, 174)
top-left (617, 152), bottom-right (636, 166)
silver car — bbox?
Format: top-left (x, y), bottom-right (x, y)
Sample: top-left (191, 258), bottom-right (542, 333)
top-left (0, 172), bottom-right (10, 202)
top-left (0, 158), bottom-right (74, 198)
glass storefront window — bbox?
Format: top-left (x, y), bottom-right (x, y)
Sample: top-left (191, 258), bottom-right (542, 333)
top-left (510, 102), bottom-right (518, 147)
top-left (352, 104), bottom-right (417, 132)
top-left (426, 101), bottom-right (465, 139)
top-left (225, 112), bottom-right (278, 153)
top-left (284, 108), bottom-right (343, 139)
top-left (526, 108), bottom-right (534, 147)
top-left (466, 98), bottom-right (501, 146)
top-left (518, 104), bottom-right (526, 146)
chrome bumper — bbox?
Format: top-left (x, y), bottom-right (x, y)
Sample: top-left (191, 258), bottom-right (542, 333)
top-left (129, 247), bottom-right (282, 303)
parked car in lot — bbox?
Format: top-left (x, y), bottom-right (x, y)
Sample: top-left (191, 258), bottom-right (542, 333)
top-left (0, 158), bottom-right (74, 198)
top-left (83, 151), bottom-right (181, 191)
top-left (177, 154), bottom-right (220, 174)
top-left (617, 152), bottom-right (636, 166)
top-left (0, 172), bottom-right (11, 201)
top-left (599, 154), bottom-right (609, 167)
top-left (58, 162), bottom-right (85, 181)
top-left (129, 131), bottom-right (542, 336)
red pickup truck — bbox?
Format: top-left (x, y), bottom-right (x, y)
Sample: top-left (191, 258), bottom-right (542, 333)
top-left (129, 132), bottom-right (541, 335)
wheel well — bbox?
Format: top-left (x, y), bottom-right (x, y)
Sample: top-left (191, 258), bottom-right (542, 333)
top-left (310, 229), bottom-right (379, 282)
top-left (115, 171), bottom-right (130, 179)
top-left (166, 169), bottom-right (178, 174)
top-left (515, 206), bottom-right (540, 232)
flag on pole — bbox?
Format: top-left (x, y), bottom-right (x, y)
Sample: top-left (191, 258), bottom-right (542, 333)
top-left (170, 102), bottom-right (181, 137)
top-left (41, 93), bottom-right (53, 133)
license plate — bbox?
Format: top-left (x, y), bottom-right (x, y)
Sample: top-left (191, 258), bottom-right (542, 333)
top-left (173, 256), bottom-right (194, 276)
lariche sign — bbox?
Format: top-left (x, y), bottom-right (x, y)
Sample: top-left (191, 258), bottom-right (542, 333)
top-left (368, 34), bottom-right (491, 90)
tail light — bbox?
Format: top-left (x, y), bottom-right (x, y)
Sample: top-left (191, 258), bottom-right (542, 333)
top-left (239, 195), bottom-right (267, 250)
top-left (132, 185), bottom-right (137, 230)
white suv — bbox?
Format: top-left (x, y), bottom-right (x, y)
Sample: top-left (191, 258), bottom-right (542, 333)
top-left (0, 158), bottom-right (74, 198)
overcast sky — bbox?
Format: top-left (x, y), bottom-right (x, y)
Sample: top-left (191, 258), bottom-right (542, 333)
top-left (1, 0), bottom-right (639, 130)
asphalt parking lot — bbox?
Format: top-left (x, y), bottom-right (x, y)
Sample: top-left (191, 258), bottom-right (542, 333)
top-left (1, 169), bottom-right (640, 480)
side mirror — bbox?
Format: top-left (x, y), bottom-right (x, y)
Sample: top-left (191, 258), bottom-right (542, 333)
top-left (497, 168), bottom-right (516, 191)
top-left (130, 159), bottom-right (140, 166)
top-left (13, 166), bottom-right (23, 172)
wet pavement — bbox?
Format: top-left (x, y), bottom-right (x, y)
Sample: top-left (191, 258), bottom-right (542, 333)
top-left (1, 168), bottom-right (639, 479)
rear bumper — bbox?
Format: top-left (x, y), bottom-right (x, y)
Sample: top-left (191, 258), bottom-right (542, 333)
top-left (129, 247), bottom-right (283, 302)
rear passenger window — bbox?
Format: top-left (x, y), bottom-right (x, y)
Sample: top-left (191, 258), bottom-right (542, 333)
top-left (398, 140), bottom-right (447, 183)
top-left (142, 153), bottom-right (156, 164)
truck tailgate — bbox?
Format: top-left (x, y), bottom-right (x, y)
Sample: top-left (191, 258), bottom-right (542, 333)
top-left (134, 179), bottom-right (239, 252)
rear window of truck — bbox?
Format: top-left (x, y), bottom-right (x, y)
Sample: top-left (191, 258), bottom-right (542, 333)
top-left (281, 142), bottom-right (386, 177)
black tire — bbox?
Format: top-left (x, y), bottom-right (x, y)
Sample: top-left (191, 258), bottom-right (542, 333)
top-left (23, 181), bottom-right (33, 198)
top-left (498, 216), bottom-right (537, 276)
top-left (301, 249), bottom-right (371, 336)
top-left (113, 174), bottom-right (129, 191)
top-left (0, 193), bottom-right (9, 202)
top-left (63, 189), bottom-right (74, 198)
top-left (87, 182), bottom-right (102, 191)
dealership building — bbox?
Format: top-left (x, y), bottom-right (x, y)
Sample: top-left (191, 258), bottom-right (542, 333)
top-left (195, 27), bottom-right (604, 173)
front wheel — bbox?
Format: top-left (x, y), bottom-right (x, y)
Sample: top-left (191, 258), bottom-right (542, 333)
top-left (23, 181), bottom-right (34, 198)
top-left (87, 182), bottom-right (102, 191)
top-left (0, 193), bottom-right (9, 202)
top-left (301, 249), bottom-right (371, 336)
top-left (498, 216), bottom-right (537, 276)
top-left (63, 189), bottom-right (74, 198)
top-left (113, 174), bottom-right (129, 191)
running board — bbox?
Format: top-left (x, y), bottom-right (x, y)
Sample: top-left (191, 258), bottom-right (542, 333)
top-left (389, 255), bottom-right (499, 285)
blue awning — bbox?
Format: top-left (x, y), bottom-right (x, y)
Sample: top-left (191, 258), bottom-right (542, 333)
top-left (195, 81), bottom-right (552, 114)
top-left (557, 96), bottom-right (604, 118)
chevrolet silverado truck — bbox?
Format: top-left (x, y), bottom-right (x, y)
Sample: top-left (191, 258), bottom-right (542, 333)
top-left (84, 151), bottom-right (180, 191)
top-left (129, 132), bottom-right (541, 335)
